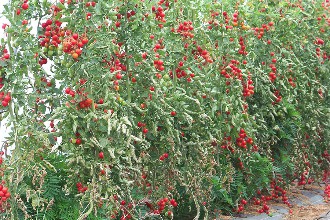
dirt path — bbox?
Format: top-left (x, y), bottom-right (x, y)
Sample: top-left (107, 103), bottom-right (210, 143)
top-left (218, 183), bottom-right (330, 220)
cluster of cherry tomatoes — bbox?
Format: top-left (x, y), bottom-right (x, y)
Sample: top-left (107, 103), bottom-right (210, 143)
top-left (0, 152), bottom-right (11, 212)
top-left (0, 91), bottom-right (11, 108)
top-left (76, 182), bottom-right (88, 193)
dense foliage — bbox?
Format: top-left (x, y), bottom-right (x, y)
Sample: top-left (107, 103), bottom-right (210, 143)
top-left (0, 0), bottom-right (329, 219)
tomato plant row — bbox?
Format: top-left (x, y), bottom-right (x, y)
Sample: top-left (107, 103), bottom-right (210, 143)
top-left (0, 0), bottom-right (329, 219)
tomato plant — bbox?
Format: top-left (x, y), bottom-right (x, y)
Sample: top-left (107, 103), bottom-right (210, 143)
top-left (0, 0), bottom-right (329, 219)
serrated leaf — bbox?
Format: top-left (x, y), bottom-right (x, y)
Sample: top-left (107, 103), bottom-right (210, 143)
top-left (48, 134), bottom-right (56, 145)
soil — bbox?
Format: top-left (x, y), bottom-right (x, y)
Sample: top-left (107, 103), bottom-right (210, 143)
top-left (284, 204), bottom-right (329, 220)
top-left (217, 183), bottom-right (330, 220)
top-left (283, 184), bottom-right (329, 220)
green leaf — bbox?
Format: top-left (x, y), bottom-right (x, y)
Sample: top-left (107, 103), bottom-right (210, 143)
top-left (48, 134), bottom-right (56, 145)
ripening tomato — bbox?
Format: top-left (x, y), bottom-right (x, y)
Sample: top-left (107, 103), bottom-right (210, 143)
top-left (22, 3), bottom-right (29, 10)
top-left (98, 152), bottom-right (104, 159)
top-left (76, 138), bottom-right (82, 145)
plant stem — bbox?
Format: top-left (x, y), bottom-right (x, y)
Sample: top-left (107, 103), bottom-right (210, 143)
top-left (125, 47), bottom-right (131, 103)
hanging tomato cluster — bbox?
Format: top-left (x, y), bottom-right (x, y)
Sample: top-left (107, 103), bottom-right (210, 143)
top-left (272, 90), bottom-right (282, 105)
top-left (0, 152), bottom-right (11, 213)
top-left (62, 32), bottom-right (89, 59)
top-left (76, 182), bottom-right (88, 193)
top-left (245, 180), bottom-right (292, 215)
top-left (297, 171), bottom-right (314, 186)
top-left (252, 22), bottom-right (273, 39)
top-left (237, 36), bottom-right (248, 55)
top-left (175, 21), bottom-right (194, 38)
top-left (156, 197), bottom-right (177, 214)
top-left (193, 45), bottom-right (213, 64)
top-left (236, 128), bottom-right (253, 149)
top-left (242, 74), bottom-right (254, 97)
top-left (0, 92), bottom-right (11, 108)
top-left (38, 6), bottom-right (89, 62)
top-left (325, 185), bottom-right (330, 202)
top-left (0, 48), bottom-right (11, 108)
top-left (152, 5), bottom-right (166, 23)
top-left (153, 59), bottom-right (165, 71)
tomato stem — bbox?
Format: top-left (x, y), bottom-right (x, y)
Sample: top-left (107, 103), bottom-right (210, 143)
top-left (125, 44), bottom-right (131, 103)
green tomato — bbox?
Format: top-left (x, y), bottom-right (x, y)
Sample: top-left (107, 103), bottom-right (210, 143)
top-left (48, 50), bottom-right (54, 57)
top-left (277, 112), bottom-right (284, 119)
top-left (54, 58), bottom-right (60, 64)
top-left (67, 61), bottom-right (74, 66)
top-left (71, 138), bottom-right (76, 144)
top-left (163, 74), bottom-right (170, 80)
top-left (57, 49), bottom-right (63, 56)
top-left (165, 81), bottom-right (172, 87)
